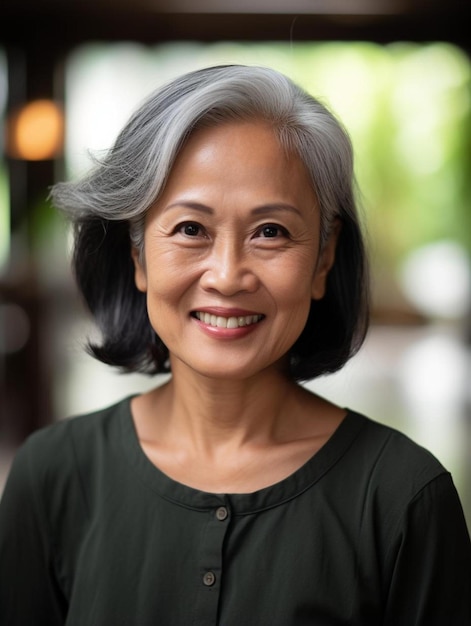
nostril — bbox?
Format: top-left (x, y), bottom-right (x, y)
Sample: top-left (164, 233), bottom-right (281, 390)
top-left (199, 262), bottom-right (259, 296)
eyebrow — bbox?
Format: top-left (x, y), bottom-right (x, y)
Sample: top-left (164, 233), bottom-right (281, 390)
top-left (163, 201), bottom-right (303, 217)
top-left (164, 202), bottom-right (214, 215)
top-left (252, 203), bottom-right (302, 217)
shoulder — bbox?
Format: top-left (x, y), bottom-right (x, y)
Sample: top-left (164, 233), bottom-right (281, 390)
top-left (341, 411), bottom-right (449, 511)
top-left (335, 413), bottom-right (470, 562)
top-left (350, 412), bottom-right (446, 473)
top-left (8, 396), bottom-right (133, 497)
top-left (25, 395), bottom-right (129, 450)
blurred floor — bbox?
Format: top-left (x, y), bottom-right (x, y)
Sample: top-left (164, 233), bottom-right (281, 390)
top-left (1, 322), bottom-right (470, 531)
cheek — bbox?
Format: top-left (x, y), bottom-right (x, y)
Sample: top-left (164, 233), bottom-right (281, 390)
top-left (272, 256), bottom-right (317, 326)
top-left (144, 245), bottom-right (190, 290)
top-left (271, 254), bottom-right (317, 301)
top-left (143, 250), bottom-right (198, 316)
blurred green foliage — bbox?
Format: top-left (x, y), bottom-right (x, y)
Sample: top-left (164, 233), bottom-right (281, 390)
top-left (229, 41), bottom-right (471, 264)
top-left (1, 41), bottom-right (470, 278)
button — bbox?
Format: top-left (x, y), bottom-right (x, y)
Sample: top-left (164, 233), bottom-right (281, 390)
top-left (203, 571), bottom-right (216, 586)
top-left (215, 506), bottom-right (228, 521)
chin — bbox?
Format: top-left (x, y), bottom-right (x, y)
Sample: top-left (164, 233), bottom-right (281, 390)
top-left (175, 355), bottom-right (289, 383)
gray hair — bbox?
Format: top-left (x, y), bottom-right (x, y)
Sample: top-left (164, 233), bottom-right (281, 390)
top-left (51, 64), bottom-right (355, 256)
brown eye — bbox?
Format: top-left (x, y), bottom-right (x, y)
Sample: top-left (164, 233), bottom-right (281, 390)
top-left (257, 224), bottom-right (289, 238)
top-left (179, 222), bottom-right (202, 237)
top-left (262, 226), bottom-right (278, 238)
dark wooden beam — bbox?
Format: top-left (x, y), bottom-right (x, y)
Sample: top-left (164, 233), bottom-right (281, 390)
top-left (1, 3), bottom-right (470, 50)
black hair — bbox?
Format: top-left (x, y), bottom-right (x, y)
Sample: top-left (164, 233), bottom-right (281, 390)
top-left (53, 64), bottom-right (370, 381)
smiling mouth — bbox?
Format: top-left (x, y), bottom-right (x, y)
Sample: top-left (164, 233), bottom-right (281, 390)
top-left (192, 312), bottom-right (264, 329)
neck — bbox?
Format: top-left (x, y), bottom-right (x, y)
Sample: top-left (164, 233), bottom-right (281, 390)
top-left (132, 358), bottom-right (345, 493)
top-left (151, 359), bottom-right (301, 453)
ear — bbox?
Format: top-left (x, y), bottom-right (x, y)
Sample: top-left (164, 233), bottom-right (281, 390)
top-left (131, 246), bottom-right (148, 292)
top-left (311, 219), bottom-right (342, 301)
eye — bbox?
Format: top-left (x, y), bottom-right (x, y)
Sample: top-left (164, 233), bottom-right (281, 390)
top-left (256, 224), bottom-right (289, 239)
top-left (176, 222), bottom-right (205, 237)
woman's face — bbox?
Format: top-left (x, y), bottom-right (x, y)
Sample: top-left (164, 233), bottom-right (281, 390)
top-left (133, 120), bottom-right (338, 381)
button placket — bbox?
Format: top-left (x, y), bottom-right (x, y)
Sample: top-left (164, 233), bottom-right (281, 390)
top-left (193, 501), bottom-right (231, 625)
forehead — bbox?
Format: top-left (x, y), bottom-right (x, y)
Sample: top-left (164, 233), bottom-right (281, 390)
top-left (181, 119), bottom-right (287, 159)
top-left (142, 120), bottom-right (320, 233)
top-left (163, 120), bottom-right (314, 198)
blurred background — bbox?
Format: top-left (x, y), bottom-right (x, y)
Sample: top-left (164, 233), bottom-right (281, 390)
top-left (0, 0), bottom-right (470, 530)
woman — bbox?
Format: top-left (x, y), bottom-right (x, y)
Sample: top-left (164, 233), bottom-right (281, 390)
top-left (0, 65), bottom-right (470, 625)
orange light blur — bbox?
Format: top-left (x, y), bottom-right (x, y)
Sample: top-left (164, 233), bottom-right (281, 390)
top-left (7, 100), bottom-right (64, 161)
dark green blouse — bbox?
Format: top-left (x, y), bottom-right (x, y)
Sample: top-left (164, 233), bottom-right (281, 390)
top-left (1, 396), bottom-right (470, 625)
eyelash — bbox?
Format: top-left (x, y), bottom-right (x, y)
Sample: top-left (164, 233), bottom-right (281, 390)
top-left (255, 224), bottom-right (290, 239)
top-left (174, 221), bottom-right (290, 240)
top-left (175, 222), bottom-right (206, 237)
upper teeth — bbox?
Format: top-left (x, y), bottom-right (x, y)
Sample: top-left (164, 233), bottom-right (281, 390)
top-left (194, 312), bottom-right (263, 328)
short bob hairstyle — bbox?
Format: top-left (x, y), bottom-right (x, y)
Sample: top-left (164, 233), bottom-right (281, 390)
top-left (51, 64), bottom-right (369, 382)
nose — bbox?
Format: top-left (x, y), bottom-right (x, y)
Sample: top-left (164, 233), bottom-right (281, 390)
top-left (200, 236), bottom-right (259, 295)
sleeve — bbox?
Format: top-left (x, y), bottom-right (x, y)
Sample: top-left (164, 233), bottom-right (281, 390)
top-left (0, 439), bottom-right (67, 625)
top-left (383, 472), bottom-right (471, 626)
